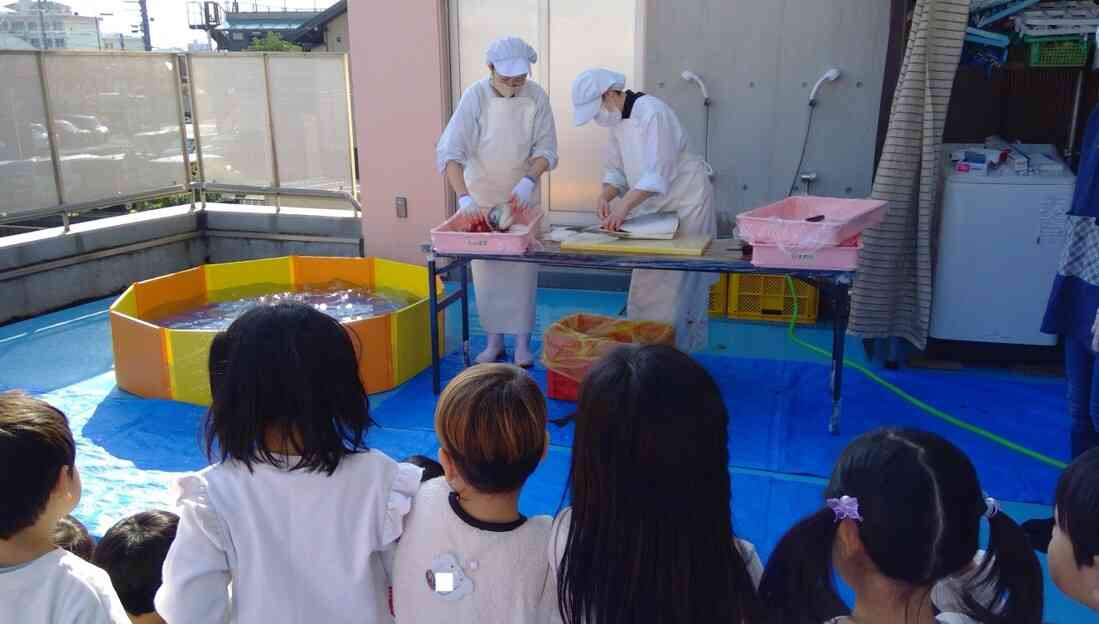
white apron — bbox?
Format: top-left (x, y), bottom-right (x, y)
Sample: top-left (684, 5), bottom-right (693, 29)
top-left (465, 96), bottom-right (540, 335)
top-left (616, 120), bottom-right (718, 352)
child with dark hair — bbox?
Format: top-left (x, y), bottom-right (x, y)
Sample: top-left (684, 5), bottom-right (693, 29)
top-left (1047, 447), bottom-right (1099, 612)
top-left (402, 454), bottom-right (445, 482)
top-left (154, 303), bottom-right (422, 624)
top-left (551, 344), bottom-right (763, 624)
top-left (758, 427), bottom-right (1044, 624)
top-left (392, 363), bottom-right (552, 623)
top-left (54, 514), bottom-right (94, 562)
top-left (94, 511), bottom-right (178, 624)
top-left (0, 391), bottom-right (130, 623)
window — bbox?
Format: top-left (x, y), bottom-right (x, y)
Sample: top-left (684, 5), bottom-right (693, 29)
top-left (12, 21), bottom-right (25, 31)
top-left (52, 21), bottom-right (62, 31)
top-left (54, 38), bottom-right (64, 48)
top-left (29, 37), bottom-right (39, 48)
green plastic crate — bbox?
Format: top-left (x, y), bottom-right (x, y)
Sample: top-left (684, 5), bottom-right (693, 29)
top-left (1024, 35), bottom-right (1091, 69)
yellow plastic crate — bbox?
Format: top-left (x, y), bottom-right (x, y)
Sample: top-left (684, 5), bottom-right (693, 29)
top-left (708, 274), bottom-right (728, 316)
top-left (727, 274), bottom-right (818, 324)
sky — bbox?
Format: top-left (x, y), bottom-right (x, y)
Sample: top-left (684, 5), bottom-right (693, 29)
top-left (50, 0), bottom-right (332, 50)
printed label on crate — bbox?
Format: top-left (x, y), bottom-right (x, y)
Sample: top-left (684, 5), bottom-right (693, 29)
top-left (466, 239), bottom-right (488, 247)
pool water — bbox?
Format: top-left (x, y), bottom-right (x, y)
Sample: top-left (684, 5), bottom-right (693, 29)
top-left (154, 281), bottom-right (420, 331)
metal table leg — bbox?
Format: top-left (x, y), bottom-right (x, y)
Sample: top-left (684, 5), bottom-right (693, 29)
top-left (830, 282), bottom-right (851, 435)
top-left (460, 260), bottom-right (471, 367)
top-left (428, 256), bottom-right (442, 395)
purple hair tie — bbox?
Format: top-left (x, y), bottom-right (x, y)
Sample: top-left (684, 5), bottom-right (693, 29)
top-left (827, 496), bottom-right (863, 523)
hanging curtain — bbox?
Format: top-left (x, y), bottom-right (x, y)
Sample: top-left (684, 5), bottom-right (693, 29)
top-left (849, 0), bottom-right (970, 349)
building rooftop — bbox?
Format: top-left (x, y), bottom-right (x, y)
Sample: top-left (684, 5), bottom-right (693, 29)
top-left (222, 10), bottom-right (319, 29)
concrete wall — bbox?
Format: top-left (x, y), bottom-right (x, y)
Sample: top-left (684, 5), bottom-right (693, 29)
top-left (0, 203), bottom-right (363, 324)
top-left (347, 1), bottom-right (449, 265)
top-left (642, 0), bottom-right (891, 233)
top-left (0, 208), bottom-right (203, 323)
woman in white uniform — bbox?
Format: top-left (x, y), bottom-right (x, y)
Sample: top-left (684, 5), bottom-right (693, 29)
top-left (436, 37), bottom-right (559, 367)
top-left (571, 69), bottom-right (717, 352)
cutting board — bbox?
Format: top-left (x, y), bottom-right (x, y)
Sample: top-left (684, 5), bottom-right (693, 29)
top-left (560, 234), bottom-right (714, 256)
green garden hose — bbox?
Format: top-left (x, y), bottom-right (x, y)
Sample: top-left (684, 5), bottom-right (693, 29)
top-left (784, 276), bottom-right (1068, 470)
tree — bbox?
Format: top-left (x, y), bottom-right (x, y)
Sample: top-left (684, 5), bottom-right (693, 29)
top-left (247, 32), bottom-right (302, 52)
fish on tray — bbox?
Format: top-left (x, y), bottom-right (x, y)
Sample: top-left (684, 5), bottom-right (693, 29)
top-left (599, 212), bottom-right (680, 240)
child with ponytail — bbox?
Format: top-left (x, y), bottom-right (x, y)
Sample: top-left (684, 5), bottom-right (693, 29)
top-left (758, 427), bottom-right (1043, 624)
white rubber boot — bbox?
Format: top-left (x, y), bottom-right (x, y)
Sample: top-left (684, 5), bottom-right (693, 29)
top-left (514, 333), bottom-right (535, 368)
top-left (475, 334), bottom-right (504, 364)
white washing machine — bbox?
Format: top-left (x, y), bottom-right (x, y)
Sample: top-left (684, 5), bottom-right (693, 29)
top-left (930, 143), bottom-right (1076, 346)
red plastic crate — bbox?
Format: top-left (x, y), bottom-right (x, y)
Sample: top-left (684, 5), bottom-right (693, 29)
top-left (547, 368), bottom-right (581, 402)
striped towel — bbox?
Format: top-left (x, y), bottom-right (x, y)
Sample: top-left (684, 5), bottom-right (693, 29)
top-left (849, 0), bottom-right (969, 350)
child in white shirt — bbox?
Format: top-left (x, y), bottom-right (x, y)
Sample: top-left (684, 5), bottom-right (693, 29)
top-left (154, 303), bottom-right (421, 623)
top-left (0, 391), bottom-right (130, 624)
top-left (393, 364), bottom-right (552, 624)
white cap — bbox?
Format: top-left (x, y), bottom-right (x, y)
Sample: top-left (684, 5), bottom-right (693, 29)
top-left (571, 69), bottom-right (626, 127)
top-left (486, 36), bottom-right (537, 78)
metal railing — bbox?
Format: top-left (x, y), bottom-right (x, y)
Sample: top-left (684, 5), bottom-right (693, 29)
top-left (0, 50), bottom-right (358, 233)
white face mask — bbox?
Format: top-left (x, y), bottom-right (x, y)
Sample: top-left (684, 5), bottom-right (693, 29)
top-left (594, 108), bottom-right (622, 127)
top-left (491, 74), bottom-right (523, 98)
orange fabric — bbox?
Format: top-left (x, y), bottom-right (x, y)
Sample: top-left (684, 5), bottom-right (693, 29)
top-left (541, 314), bottom-right (675, 382)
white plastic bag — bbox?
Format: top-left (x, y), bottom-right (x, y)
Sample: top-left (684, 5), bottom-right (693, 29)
top-left (1091, 307), bottom-right (1099, 353)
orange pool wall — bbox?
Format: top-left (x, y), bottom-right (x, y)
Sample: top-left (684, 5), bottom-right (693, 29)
top-left (108, 256), bottom-right (445, 405)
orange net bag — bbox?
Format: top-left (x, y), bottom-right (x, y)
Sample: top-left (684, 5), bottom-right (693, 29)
top-left (541, 313), bottom-right (676, 382)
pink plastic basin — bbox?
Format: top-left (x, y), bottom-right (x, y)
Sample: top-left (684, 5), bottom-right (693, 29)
top-left (431, 209), bottom-right (543, 255)
top-left (736, 196), bottom-right (886, 247)
top-left (751, 236), bottom-right (861, 271)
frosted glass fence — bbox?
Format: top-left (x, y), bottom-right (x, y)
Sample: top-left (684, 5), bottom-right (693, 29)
top-left (188, 53), bottom-right (354, 196)
top-left (189, 55), bottom-right (273, 189)
top-left (0, 53), bottom-right (58, 220)
top-left (44, 53), bottom-right (189, 205)
top-left (0, 51), bottom-right (356, 225)
top-left (268, 56), bottom-right (354, 193)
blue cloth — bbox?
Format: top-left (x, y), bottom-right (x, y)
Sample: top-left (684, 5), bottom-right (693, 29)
top-left (1070, 105), bottom-right (1099, 218)
top-left (1065, 333), bottom-right (1099, 458)
top-left (1043, 105), bottom-right (1099, 339)
top-left (1043, 273), bottom-right (1099, 340)
top-left (373, 337), bottom-right (1068, 505)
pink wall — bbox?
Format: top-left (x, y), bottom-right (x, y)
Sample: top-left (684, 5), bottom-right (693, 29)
top-left (348, 2), bottom-right (449, 265)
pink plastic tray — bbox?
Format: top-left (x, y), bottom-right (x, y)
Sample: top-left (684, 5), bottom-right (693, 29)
top-left (751, 237), bottom-right (861, 271)
top-left (736, 197), bottom-right (886, 247)
top-left (430, 209), bottom-right (543, 255)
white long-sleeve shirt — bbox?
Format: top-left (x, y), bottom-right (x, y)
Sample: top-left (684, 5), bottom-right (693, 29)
top-left (154, 451), bottom-right (422, 624)
top-left (392, 477), bottom-right (554, 624)
top-left (603, 94), bottom-right (692, 197)
top-left (436, 77), bottom-right (559, 173)
top-left (0, 548), bottom-right (130, 624)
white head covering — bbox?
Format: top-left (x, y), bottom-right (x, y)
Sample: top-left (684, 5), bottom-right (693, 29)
top-left (571, 68), bottom-right (626, 127)
top-left (485, 36), bottom-right (537, 78)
